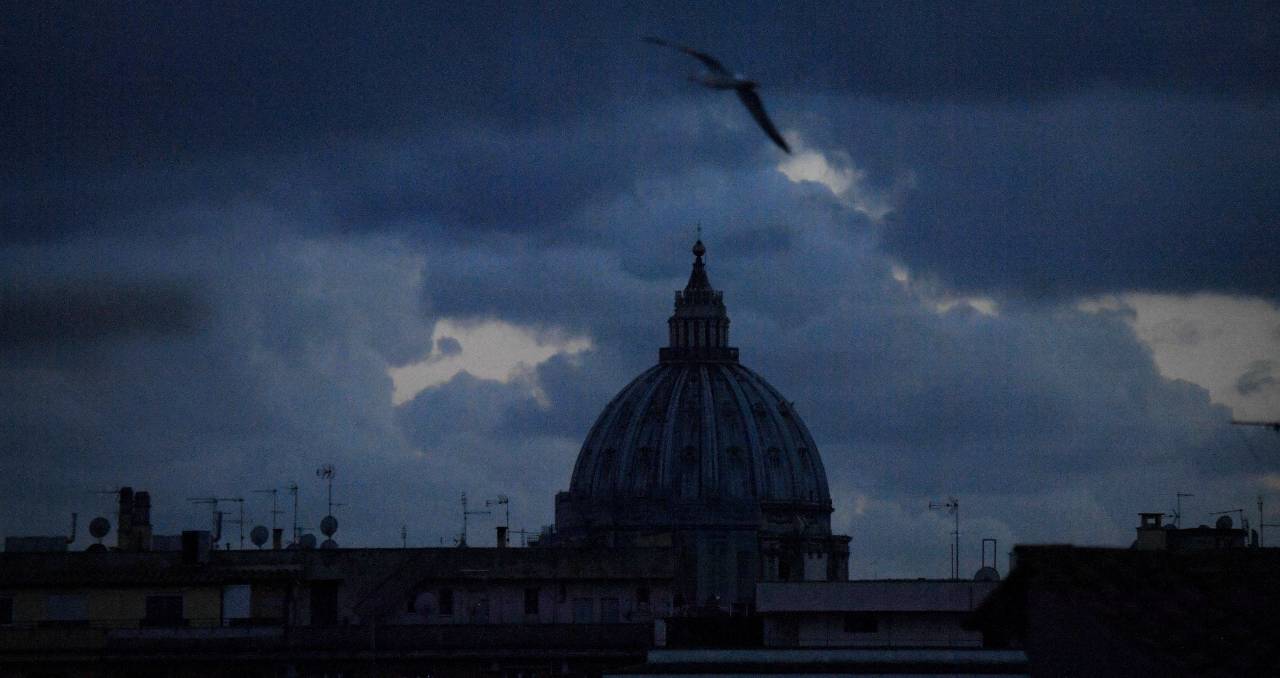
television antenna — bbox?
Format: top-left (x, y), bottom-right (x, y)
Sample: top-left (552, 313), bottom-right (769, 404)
top-left (1209, 508), bottom-right (1247, 532)
top-left (457, 493), bottom-right (491, 547)
top-left (217, 497), bottom-right (245, 548)
top-left (1173, 492), bottom-right (1194, 528)
top-left (509, 527), bottom-right (537, 547)
top-left (1259, 495), bottom-right (1280, 548)
top-left (316, 464), bottom-right (336, 517)
top-left (928, 496), bottom-right (960, 579)
top-left (486, 495), bottom-right (510, 527)
top-left (287, 482), bottom-right (300, 544)
top-left (186, 497), bottom-right (224, 541)
top-left (252, 488), bottom-right (284, 532)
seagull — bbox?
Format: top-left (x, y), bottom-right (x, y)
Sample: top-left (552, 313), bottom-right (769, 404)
top-left (643, 36), bottom-right (791, 154)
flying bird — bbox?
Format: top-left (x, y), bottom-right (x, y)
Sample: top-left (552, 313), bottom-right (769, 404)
top-left (643, 37), bottom-right (791, 154)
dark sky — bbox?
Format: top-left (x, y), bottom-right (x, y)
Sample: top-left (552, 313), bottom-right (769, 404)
top-left (3, 2), bottom-right (1278, 575)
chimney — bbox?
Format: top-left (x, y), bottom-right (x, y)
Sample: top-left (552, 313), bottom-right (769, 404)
top-left (117, 487), bottom-right (135, 551)
top-left (496, 526), bottom-right (509, 549)
top-left (272, 528), bottom-right (284, 550)
top-left (133, 491), bottom-right (152, 552)
top-left (181, 530), bottom-right (211, 565)
top-left (1135, 512), bottom-right (1169, 550)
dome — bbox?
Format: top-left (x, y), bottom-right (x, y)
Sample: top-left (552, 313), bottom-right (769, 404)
top-left (561, 239), bottom-right (833, 526)
top-left (553, 239), bottom-right (850, 599)
top-left (569, 361), bottom-right (830, 506)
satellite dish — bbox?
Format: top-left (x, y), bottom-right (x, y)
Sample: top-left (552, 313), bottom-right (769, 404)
top-left (974, 566), bottom-right (1001, 582)
top-left (250, 525), bottom-right (269, 547)
top-left (285, 542), bottom-right (300, 550)
top-left (320, 539), bottom-right (338, 549)
top-left (1215, 515), bottom-right (1234, 530)
top-left (320, 515), bottom-right (338, 537)
top-left (300, 534), bottom-right (317, 549)
top-left (86, 543), bottom-right (107, 553)
top-left (88, 517), bottom-right (111, 540)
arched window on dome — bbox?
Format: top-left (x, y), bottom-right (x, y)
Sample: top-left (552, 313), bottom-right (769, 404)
top-left (766, 447), bottom-right (787, 499)
top-left (796, 447), bottom-right (815, 500)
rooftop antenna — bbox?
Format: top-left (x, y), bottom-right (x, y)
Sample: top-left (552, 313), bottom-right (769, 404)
top-left (928, 496), bottom-right (960, 580)
top-left (1174, 492), bottom-right (1194, 528)
top-left (458, 493), bottom-right (490, 547)
top-left (187, 497), bottom-right (223, 541)
top-left (510, 527), bottom-right (536, 547)
top-left (1259, 495), bottom-right (1280, 548)
top-left (287, 481), bottom-right (300, 544)
top-left (485, 495), bottom-right (510, 528)
top-left (217, 497), bottom-right (245, 549)
top-left (401, 525), bottom-right (408, 548)
top-left (1209, 508), bottom-right (1247, 532)
top-left (253, 488), bottom-right (284, 532)
top-left (1231, 419), bottom-right (1280, 433)
top-left (316, 464), bottom-right (336, 517)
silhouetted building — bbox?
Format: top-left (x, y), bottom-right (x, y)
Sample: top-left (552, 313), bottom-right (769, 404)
top-left (970, 544), bottom-right (1280, 677)
top-left (757, 580), bottom-right (998, 648)
top-left (0, 544), bottom-right (673, 676)
top-left (1133, 512), bottom-right (1249, 551)
top-left (554, 240), bottom-right (850, 612)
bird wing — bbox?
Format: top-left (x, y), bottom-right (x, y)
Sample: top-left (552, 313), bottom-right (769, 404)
top-left (642, 36), bottom-right (729, 75)
top-left (736, 88), bottom-right (791, 153)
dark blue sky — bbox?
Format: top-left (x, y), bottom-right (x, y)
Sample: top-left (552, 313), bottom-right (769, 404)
top-left (2, 2), bottom-right (1277, 575)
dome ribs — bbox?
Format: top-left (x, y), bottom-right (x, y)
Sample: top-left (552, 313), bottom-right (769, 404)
top-left (658, 366), bottom-right (691, 496)
top-left (723, 364), bottom-right (768, 499)
top-left (610, 365), bottom-right (673, 498)
top-left (697, 365), bottom-right (719, 499)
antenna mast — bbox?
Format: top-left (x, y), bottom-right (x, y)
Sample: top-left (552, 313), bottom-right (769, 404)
top-left (253, 489), bottom-right (283, 532)
top-left (217, 497), bottom-right (245, 549)
top-left (1259, 495), bottom-right (1280, 548)
top-left (486, 495), bottom-right (510, 527)
top-left (929, 496), bottom-right (960, 579)
top-left (458, 493), bottom-right (491, 547)
top-left (186, 497), bottom-right (222, 542)
top-left (288, 482), bottom-right (300, 544)
top-left (1174, 492), bottom-right (1194, 528)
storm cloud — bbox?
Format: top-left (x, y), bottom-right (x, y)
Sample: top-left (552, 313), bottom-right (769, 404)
top-left (2, 3), bottom-right (1277, 574)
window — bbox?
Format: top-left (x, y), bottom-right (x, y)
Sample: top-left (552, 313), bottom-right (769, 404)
top-left (600, 598), bottom-right (620, 623)
top-left (438, 587), bottom-right (454, 616)
top-left (636, 586), bottom-right (650, 605)
top-left (45, 594), bottom-right (87, 624)
top-left (572, 597), bottom-right (593, 624)
top-left (144, 595), bottom-right (184, 627)
top-left (0, 597), bottom-right (12, 625)
top-left (222, 585), bottom-right (251, 624)
top-left (309, 582), bottom-right (339, 627)
top-left (524, 587), bottom-right (540, 615)
top-left (843, 613), bottom-right (879, 634)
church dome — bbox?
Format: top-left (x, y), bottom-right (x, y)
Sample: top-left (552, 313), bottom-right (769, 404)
top-left (565, 240), bottom-right (832, 512)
